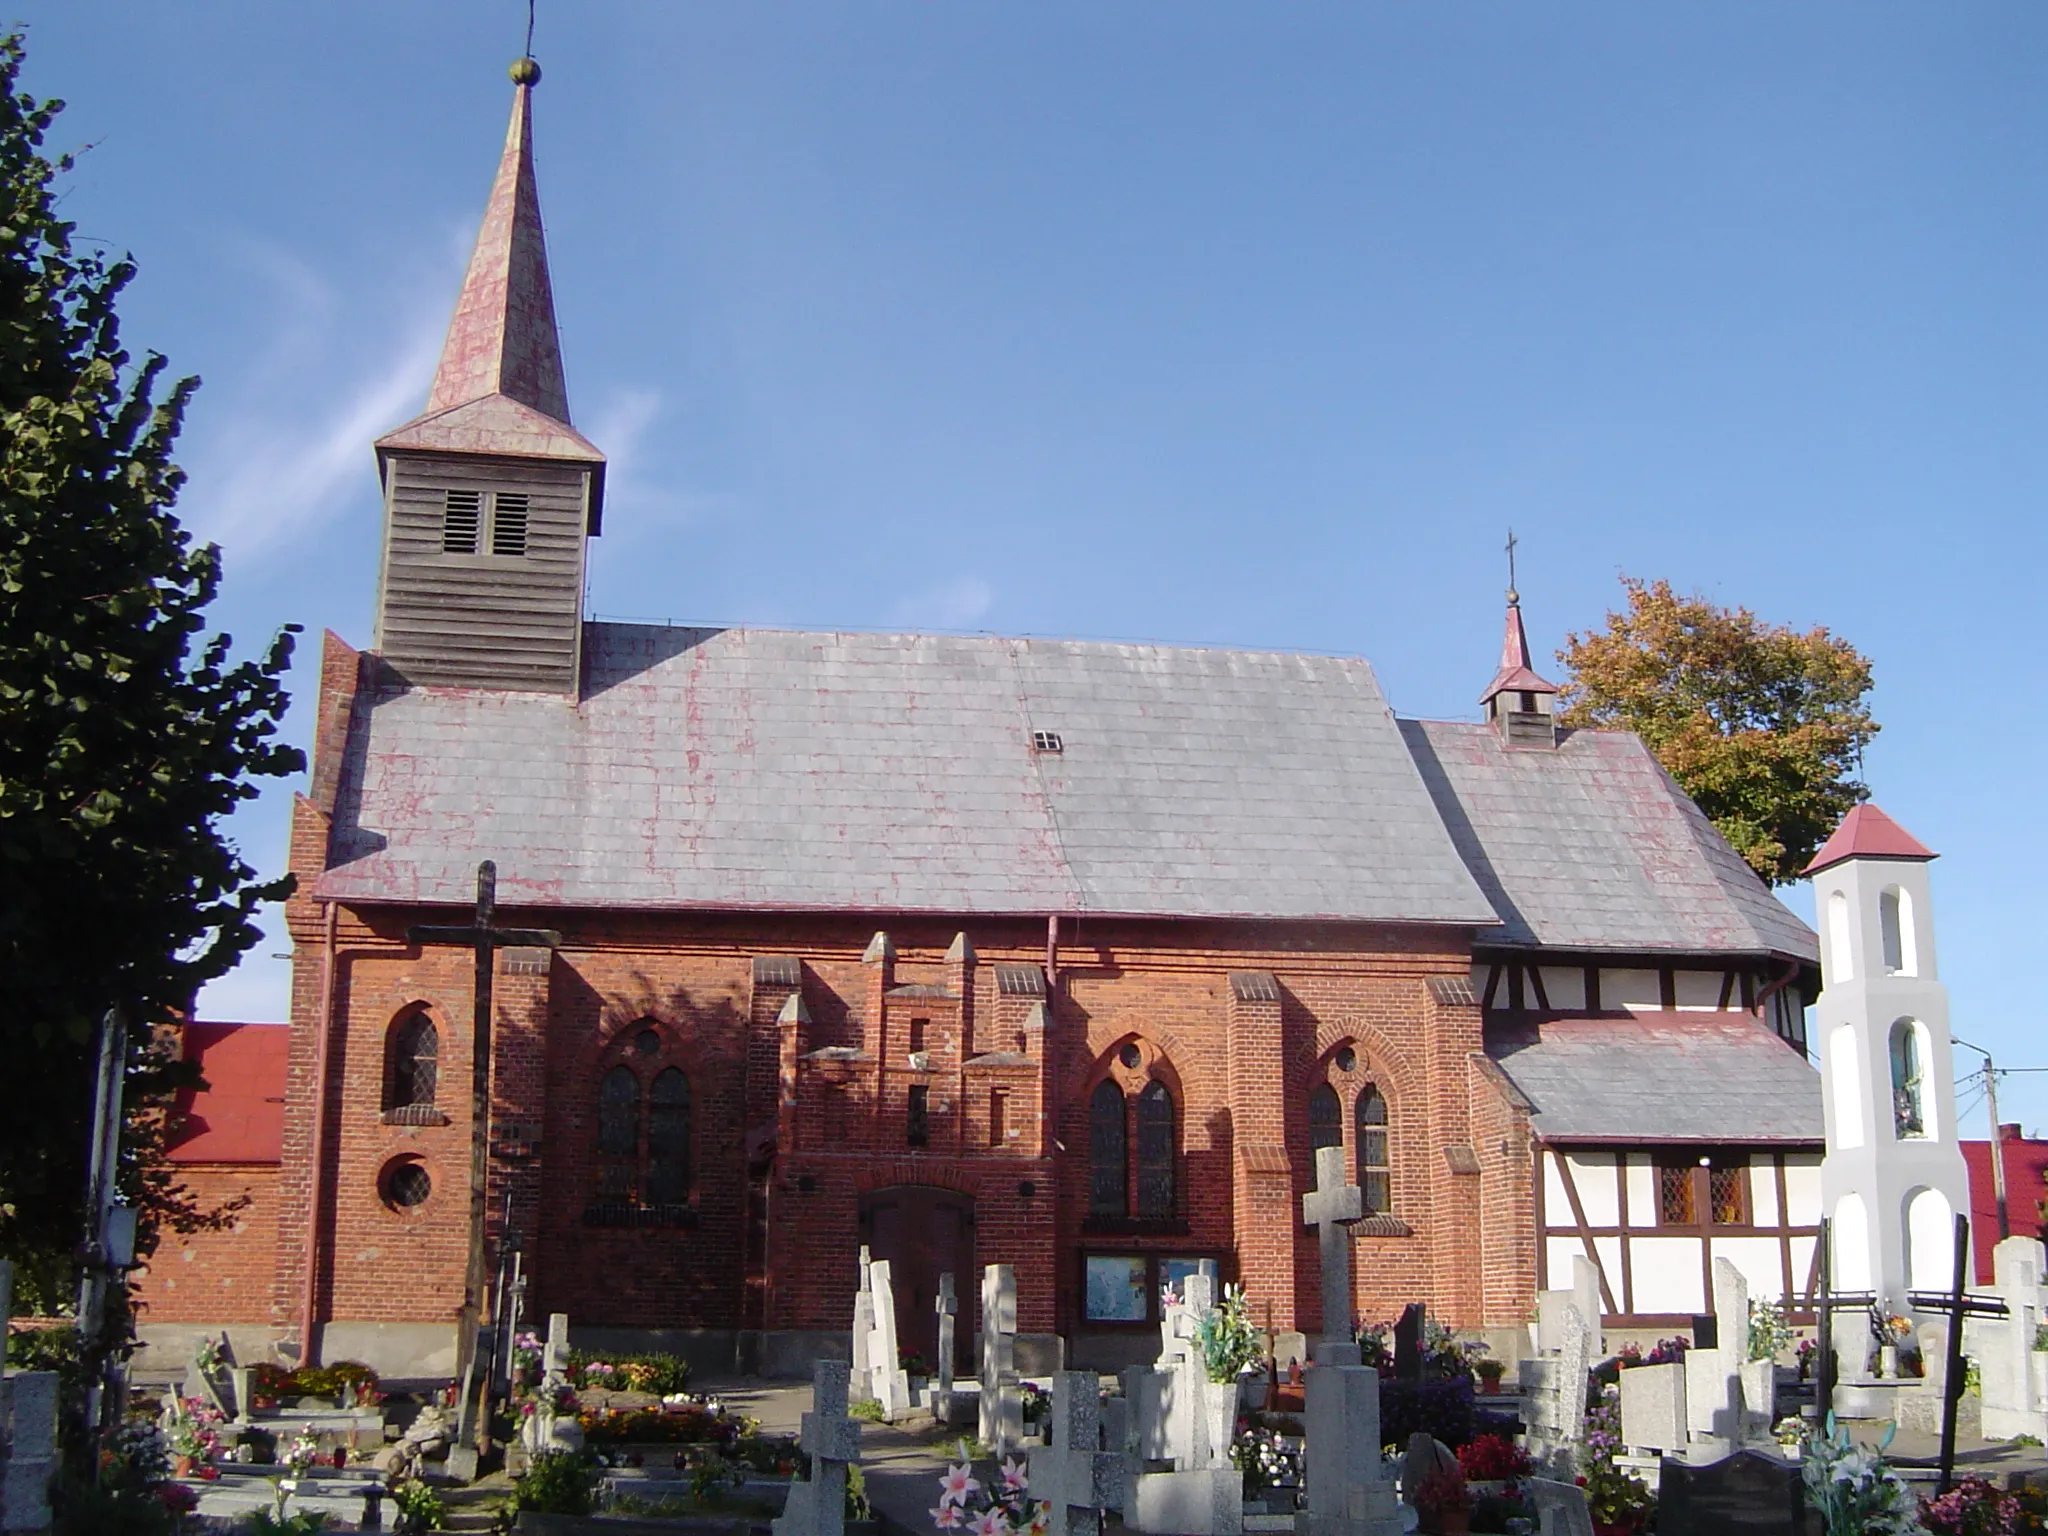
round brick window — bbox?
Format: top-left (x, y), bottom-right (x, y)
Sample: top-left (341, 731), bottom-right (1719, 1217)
top-left (1117, 1043), bottom-right (1142, 1069)
top-left (1335, 1046), bottom-right (1357, 1073)
top-left (635, 1028), bottom-right (662, 1056)
top-left (380, 1157), bottom-right (432, 1210)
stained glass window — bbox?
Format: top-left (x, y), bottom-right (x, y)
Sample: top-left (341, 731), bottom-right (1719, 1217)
top-left (387, 1013), bottom-right (438, 1109)
top-left (1309, 1084), bottom-right (1342, 1154)
top-left (1136, 1080), bottom-right (1177, 1218)
top-left (645, 1068), bottom-right (692, 1203)
top-left (1355, 1086), bottom-right (1390, 1214)
top-left (1090, 1079), bottom-right (1128, 1218)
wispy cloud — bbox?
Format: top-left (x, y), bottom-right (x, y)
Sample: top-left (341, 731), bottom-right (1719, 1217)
top-left (890, 575), bottom-right (994, 629)
top-left (176, 236), bottom-right (460, 563)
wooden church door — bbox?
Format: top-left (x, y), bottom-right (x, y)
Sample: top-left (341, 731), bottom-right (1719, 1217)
top-left (861, 1185), bottom-right (975, 1374)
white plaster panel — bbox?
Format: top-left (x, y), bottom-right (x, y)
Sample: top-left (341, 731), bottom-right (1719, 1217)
top-left (1595, 1236), bottom-right (1625, 1304)
top-left (1472, 961), bottom-right (1491, 997)
top-left (1751, 1159), bottom-right (1780, 1227)
top-left (1674, 970), bottom-right (1725, 1010)
top-left (1605, 969), bottom-right (1663, 1011)
top-left (1788, 1235), bottom-right (1818, 1297)
top-left (1565, 1152), bottom-right (1621, 1227)
top-left (1546, 1237), bottom-right (1587, 1290)
top-left (1907, 1187), bottom-right (1957, 1290)
top-left (1624, 1156), bottom-right (1658, 1229)
top-left (1782, 1158), bottom-right (1822, 1224)
top-left (1714, 1237), bottom-right (1787, 1305)
top-left (1833, 1194), bottom-right (1872, 1291)
top-left (1629, 1238), bottom-right (1706, 1315)
top-left (1543, 1149), bottom-right (1571, 1219)
top-left (1827, 1026), bottom-right (1865, 1149)
top-left (1538, 967), bottom-right (1587, 1011)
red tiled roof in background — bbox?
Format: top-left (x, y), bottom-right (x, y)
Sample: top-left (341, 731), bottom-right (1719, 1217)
top-left (1804, 803), bottom-right (1937, 876)
top-left (1961, 1134), bottom-right (2048, 1283)
top-left (167, 1023), bottom-right (289, 1164)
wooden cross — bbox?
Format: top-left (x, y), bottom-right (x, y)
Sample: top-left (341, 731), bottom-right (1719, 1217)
top-left (407, 860), bottom-right (560, 1450)
top-left (1908, 1212), bottom-right (2009, 1494)
top-left (1808, 1215), bottom-right (1877, 1428)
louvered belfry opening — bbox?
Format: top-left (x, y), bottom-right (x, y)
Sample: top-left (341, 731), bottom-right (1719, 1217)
top-left (490, 492), bottom-right (530, 556)
top-left (441, 490), bottom-right (481, 553)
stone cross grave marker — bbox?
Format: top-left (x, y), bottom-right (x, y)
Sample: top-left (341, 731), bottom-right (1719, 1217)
top-left (1618, 1361), bottom-right (1687, 1456)
top-left (931, 1272), bottom-right (958, 1420)
top-left (773, 1359), bottom-right (863, 1536)
top-left (1522, 1300), bottom-right (1593, 1463)
top-left (980, 1264), bottom-right (1023, 1454)
top-left (1157, 1267), bottom-right (1221, 1469)
top-left (1301, 1335), bottom-right (1402, 1536)
top-left (1030, 1370), bottom-right (1126, 1536)
top-left (1302, 1145), bottom-right (1365, 1360)
top-left (543, 1312), bottom-right (569, 1378)
top-left (850, 1250), bottom-right (877, 1402)
top-left (187, 1332), bottom-right (231, 1418)
top-left (1392, 1304), bottom-right (1425, 1383)
top-left (1981, 1236), bottom-right (2048, 1441)
top-left (867, 1258), bottom-right (911, 1419)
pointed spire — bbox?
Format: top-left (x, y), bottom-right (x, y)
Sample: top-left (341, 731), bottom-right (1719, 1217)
top-left (377, 58), bottom-right (605, 485)
top-left (431, 60), bottom-right (569, 422)
top-left (1478, 593), bottom-right (1560, 705)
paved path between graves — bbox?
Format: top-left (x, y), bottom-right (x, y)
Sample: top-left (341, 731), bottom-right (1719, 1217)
top-left (702, 1378), bottom-right (989, 1536)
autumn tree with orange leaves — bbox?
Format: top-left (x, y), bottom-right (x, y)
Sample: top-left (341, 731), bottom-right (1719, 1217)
top-left (1559, 578), bottom-right (1877, 885)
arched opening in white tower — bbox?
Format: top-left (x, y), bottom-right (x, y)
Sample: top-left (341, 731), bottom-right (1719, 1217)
top-left (1827, 889), bottom-right (1855, 981)
top-left (1889, 1019), bottom-right (1930, 1140)
top-left (1880, 887), bottom-right (1918, 976)
top-left (1904, 1185), bottom-right (1954, 1291)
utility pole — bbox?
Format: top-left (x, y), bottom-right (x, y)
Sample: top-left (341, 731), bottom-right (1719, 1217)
top-left (1985, 1057), bottom-right (2009, 1240)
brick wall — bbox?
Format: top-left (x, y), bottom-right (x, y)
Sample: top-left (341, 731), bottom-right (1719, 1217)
top-left (132, 1165), bottom-right (279, 1324)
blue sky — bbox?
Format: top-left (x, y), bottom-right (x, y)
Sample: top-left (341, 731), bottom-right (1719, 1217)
top-left (23, 5), bottom-right (2048, 1133)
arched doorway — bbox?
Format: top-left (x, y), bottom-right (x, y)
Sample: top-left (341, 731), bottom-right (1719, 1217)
top-left (860, 1186), bottom-right (975, 1374)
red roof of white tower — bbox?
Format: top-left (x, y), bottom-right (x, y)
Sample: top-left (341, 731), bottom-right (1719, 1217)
top-left (1803, 802), bottom-right (1936, 875)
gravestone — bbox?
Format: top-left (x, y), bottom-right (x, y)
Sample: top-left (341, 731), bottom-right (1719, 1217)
top-left (773, 1360), bottom-right (863, 1536)
top-left (850, 1246), bottom-right (875, 1400)
top-left (544, 1312), bottom-right (570, 1378)
top-left (230, 1366), bottom-right (254, 1427)
top-left (1684, 1261), bottom-right (1749, 1450)
top-left (0, 1344), bottom-right (57, 1536)
top-left (1392, 1304), bottom-right (1425, 1383)
top-left (1526, 1477), bottom-right (1596, 1536)
top-left (1127, 1268), bottom-right (1241, 1536)
top-left (1656, 1448), bottom-right (1802, 1536)
top-left (1300, 1147), bottom-right (1403, 1536)
top-left (980, 1264), bottom-right (1023, 1454)
top-left (1520, 1299), bottom-right (1593, 1466)
top-left (518, 1311), bottom-right (582, 1463)
top-left (1618, 1362), bottom-right (1687, 1456)
top-left (1030, 1370), bottom-right (1126, 1536)
top-left (866, 1258), bottom-right (910, 1419)
top-left (1154, 1269), bottom-right (1224, 1471)
top-left (1979, 1236), bottom-right (2048, 1442)
top-left (929, 1272), bottom-right (959, 1421)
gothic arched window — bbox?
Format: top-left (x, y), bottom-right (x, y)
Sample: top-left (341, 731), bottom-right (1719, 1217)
top-left (645, 1068), bottom-right (693, 1204)
top-left (1355, 1086), bottom-right (1391, 1214)
top-left (1135, 1079), bottom-right (1177, 1218)
top-left (1309, 1084), bottom-right (1342, 1155)
top-left (1090, 1079), bottom-right (1128, 1218)
top-left (385, 1012), bottom-right (439, 1110)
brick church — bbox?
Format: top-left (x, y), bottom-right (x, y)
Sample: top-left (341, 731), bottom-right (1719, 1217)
top-left (135, 64), bottom-right (1833, 1379)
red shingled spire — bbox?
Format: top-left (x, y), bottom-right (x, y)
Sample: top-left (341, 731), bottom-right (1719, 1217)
top-left (427, 63), bottom-right (569, 424)
top-left (1803, 803), bottom-right (1937, 876)
top-left (1478, 594), bottom-right (1561, 705)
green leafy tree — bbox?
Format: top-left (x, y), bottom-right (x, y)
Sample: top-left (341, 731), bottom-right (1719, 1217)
top-left (0, 33), bottom-right (303, 1307)
top-left (1559, 577), bottom-right (1877, 884)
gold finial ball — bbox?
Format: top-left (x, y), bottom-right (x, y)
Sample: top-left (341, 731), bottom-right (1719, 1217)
top-left (510, 56), bottom-right (542, 86)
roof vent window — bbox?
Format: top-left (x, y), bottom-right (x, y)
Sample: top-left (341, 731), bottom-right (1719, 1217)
top-left (1031, 730), bottom-right (1063, 753)
top-left (442, 490), bottom-right (481, 553)
top-left (491, 493), bottom-right (530, 557)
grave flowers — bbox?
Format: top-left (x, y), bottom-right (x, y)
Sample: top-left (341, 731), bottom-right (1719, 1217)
top-left (162, 1395), bottom-right (227, 1473)
top-left (1800, 1418), bottom-right (1920, 1536)
top-left (1455, 1433), bottom-right (1530, 1488)
top-left (1920, 1478), bottom-right (2023, 1536)
top-left (1414, 1463), bottom-right (1471, 1536)
top-left (1195, 1284), bottom-right (1265, 1385)
top-left (932, 1452), bottom-right (1049, 1536)
top-left (1230, 1424), bottom-right (1303, 1502)
top-left (1576, 1391), bottom-right (1654, 1536)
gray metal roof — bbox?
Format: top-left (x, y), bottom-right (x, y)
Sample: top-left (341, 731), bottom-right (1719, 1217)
top-left (319, 624), bottom-right (1498, 922)
top-left (1400, 721), bottom-right (1818, 960)
top-left (1487, 1015), bottom-right (1823, 1143)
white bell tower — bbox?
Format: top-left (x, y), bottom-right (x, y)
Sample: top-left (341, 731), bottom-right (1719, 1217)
top-left (1810, 804), bottom-right (1970, 1309)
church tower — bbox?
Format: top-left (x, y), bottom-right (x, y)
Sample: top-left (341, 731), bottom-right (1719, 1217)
top-left (1809, 804), bottom-right (1971, 1306)
top-left (372, 58), bottom-right (605, 696)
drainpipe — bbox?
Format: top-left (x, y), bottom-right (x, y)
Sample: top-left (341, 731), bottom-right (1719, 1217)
top-left (298, 899), bottom-right (339, 1364)
top-left (1045, 914), bottom-right (1059, 990)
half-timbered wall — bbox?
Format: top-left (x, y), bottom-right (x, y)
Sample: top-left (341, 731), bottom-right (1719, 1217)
top-left (374, 452), bottom-right (593, 694)
top-left (1474, 957), bottom-right (1807, 1051)
top-left (1537, 1145), bottom-right (1822, 1324)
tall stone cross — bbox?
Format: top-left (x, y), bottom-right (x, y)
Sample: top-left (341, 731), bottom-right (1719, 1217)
top-left (980, 1263), bottom-right (1023, 1454)
top-left (1301, 1145), bottom-right (1364, 1359)
top-left (406, 859), bottom-right (561, 1448)
top-left (1030, 1370), bottom-right (1125, 1536)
